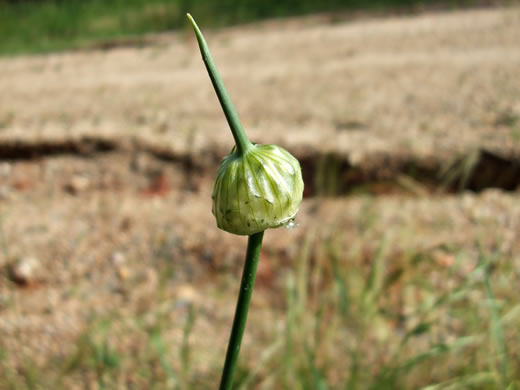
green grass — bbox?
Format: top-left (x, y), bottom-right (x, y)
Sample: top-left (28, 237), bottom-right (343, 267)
top-left (0, 0), bottom-right (482, 55)
top-left (2, 228), bottom-right (518, 389)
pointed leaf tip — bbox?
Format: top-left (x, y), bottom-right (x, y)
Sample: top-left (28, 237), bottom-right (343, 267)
top-left (186, 13), bottom-right (198, 32)
top-left (186, 12), bottom-right (253, 155)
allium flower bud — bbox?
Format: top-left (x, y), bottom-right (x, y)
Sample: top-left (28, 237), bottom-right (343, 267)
top-left (212, 144), bottom-right (304, 235)
top-left (188, 13), bottom-right (304, 236)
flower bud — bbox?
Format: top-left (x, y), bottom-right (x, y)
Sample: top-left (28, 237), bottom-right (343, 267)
top-left (212, 144), bottom-right (304, 235)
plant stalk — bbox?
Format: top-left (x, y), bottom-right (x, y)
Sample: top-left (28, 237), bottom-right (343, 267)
top-left (187, 13), bottom-right (252, 156)
top-left (219, 231), bottom-right (264, 390)
top-left (187, 14), bottom-right (265, 388)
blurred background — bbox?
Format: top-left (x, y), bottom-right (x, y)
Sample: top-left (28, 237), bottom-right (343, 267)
top-left (1, 0), bottom-right (519, 389)
top-left (0, 0), bottom-right (500, 54)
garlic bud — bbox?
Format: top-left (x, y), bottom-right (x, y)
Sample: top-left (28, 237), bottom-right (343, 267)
top-left (212, 144), bottom-right (303, 235)
top-left (187, 13), bottom-right (304, 236)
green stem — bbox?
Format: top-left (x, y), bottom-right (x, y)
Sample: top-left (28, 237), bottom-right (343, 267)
top-left (219, 231), bottom-right (264, 390)
top-left (187, 13), bottom-right (253, 156)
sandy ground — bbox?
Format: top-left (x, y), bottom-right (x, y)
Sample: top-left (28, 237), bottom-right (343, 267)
top-left (0, 5), bottom-right (519, 387)
top-left (1, 6), bottom-right (519, 162)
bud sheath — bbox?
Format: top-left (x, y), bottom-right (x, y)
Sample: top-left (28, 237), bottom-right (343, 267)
top-left (212, 144), bottom-right (304, 235)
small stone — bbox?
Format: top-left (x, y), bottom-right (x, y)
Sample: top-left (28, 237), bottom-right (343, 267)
top-left (111, 251), bottom-right (126, 266)
top-left (111, 252), bottom-right (129, 279)
top-left (0, 162), bottom-right (11, 177)
top-left (118, 266), bottom-right (130, 280)
top-left (9, 257), bottom-right (41, 286)
top-left (174, 284), bottom-right (199, 307)
top-left (64, 175), bottom-right (89, 195)
top-left (130, 152), bottom-right (157, 174)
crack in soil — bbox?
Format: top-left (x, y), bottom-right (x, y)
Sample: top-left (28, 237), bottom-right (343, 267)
top-left (0, 138), bottom-right (519, 196)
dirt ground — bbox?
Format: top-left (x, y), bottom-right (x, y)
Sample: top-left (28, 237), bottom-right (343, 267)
top-left (0, 5), bottom-right (519, 389)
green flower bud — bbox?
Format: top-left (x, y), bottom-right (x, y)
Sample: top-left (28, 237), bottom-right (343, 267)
top-left (187, 14), bottom-right (304, 235)
top-left (212, 144), bottom-right (304, 235)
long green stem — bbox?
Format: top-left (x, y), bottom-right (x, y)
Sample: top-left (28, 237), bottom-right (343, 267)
top-left (219, 231), bottom-right (264, 390)
top-left (187, 14), bottom-right (265, 388)
top-left (187, 13), bottom-right (253, 156)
